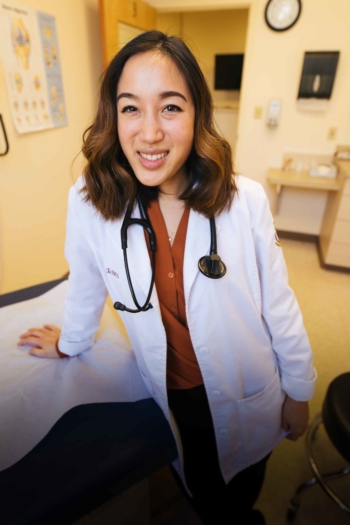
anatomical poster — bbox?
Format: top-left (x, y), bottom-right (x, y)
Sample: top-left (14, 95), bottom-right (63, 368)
top-left (0, 1), bottom-right (67, 134)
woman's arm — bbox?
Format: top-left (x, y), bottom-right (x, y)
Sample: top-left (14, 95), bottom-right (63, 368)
top-left (57, 183), bottom-right (109, 357)
top-left (252, 185), bottom-right (317, 402)
top-left (18, 181), bottom-right (108, 359)
top-left (251, 185), bottom-right (316, 440)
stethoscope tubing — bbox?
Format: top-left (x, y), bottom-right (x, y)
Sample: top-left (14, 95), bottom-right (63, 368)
top-left (120, 248), bottom-right (155, 312)
top-left (114, 197), bottom-right (156, 313)
top-left (114, 195), bottom-right (227, 314)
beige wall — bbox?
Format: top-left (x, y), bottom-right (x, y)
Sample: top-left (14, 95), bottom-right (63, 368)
top-left (156, 9), bottom-right (248, 156)
top-left (157, 10), bottom-right (248, 106)
top-left (157, 0), bottom-right (350, 235)
top-left (0, 0), bottom-right (102, 293)
top-left (156, 12), bottom-right (182, 36)
top-left (2, 0), bottom-right (349, 294)
top-left (118, 22), bottom-right (144, 50)
top-left (181, 9), bottom-right (248, 106)
top-left (235, 0), bottom-right (350, 234)
top-left (149, 0), bottom-right (250, 12)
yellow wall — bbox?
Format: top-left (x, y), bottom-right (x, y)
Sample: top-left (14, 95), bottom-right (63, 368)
top-left (150, 0), bottom-right (250, 11)
top-left (157, 0), bottom-right (350, 235)
top-left (181, 9), bottom-right (248, 106)
top-left (235, 0), bottom-right (350, 234)
top-left (157, 9), bottom-right (248, 106)
top-left (156, 8), bottom-right (248, 157)
top-left (0, 0), bottom-right (102, 293)
top-left (118, 22), bottom-right (144, 50)
top-left (2, 0), bottom-right (350, 294)
top-left (156, 12), bottom-right (182, 36)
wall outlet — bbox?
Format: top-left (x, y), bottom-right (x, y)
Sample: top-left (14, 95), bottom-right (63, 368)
top-left (327, 127), bottom-right (337, 140)
top-left (254, 107), bottom-right (263, 119)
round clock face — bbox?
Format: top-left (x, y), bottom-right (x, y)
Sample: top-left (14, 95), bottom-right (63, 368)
top-left (265, 0), bottom-right (302, 31)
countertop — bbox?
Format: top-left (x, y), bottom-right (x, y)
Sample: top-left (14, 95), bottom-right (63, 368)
top-left (334, 158), bottom-right (350, 178)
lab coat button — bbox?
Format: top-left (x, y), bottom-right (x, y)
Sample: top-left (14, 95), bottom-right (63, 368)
top-left (219, 428), bottom-right (228, 435)
top-left (199, 347), bottom-right (209, 356)
top-left (212, 390), bottom-right (221, 397)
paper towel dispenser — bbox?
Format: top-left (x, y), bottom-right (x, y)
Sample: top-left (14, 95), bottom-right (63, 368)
top-left (297, 51), bottom-right (340, 100)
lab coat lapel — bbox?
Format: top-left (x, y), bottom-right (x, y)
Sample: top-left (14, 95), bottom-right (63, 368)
top-left (184, 209), bottom-right (220, 302)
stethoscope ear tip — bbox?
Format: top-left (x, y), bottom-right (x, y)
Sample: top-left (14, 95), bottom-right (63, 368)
top-left (114, 301), bottom-right (126, 311)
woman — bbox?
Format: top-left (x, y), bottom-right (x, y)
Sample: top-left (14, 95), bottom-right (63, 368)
top-left (18, 31), bottom-right (316, 525)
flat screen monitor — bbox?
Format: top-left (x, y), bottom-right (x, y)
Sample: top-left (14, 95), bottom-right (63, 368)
top-left (215, 54), bottom-right (244, 90)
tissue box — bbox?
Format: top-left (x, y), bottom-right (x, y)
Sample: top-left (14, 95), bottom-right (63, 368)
top-left (309, 164), bottom-right (338, 179)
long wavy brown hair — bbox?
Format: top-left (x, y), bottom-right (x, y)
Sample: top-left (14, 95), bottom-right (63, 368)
top-left (81, 31), bottom-right (237, 219)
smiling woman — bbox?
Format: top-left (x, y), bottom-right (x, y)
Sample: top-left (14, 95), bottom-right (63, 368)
top-left (17, 30), bottom-right (316, 525)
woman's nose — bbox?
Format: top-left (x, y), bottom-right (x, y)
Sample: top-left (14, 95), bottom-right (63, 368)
top-left (139, 114), bottom-right (164, 144)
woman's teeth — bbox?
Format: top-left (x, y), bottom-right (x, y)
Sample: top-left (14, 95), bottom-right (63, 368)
top-left (139, 152), bottom-right (168, 161)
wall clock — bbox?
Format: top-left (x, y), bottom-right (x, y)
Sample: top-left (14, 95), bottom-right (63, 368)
top-left (265, 0), bottom-right (302, 32)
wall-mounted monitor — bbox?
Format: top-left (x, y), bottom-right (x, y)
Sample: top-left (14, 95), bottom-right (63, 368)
top-left (214, 54), bottom-right (244, 90)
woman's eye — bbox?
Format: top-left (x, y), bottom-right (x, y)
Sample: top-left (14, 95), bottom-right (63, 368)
top-left (163, 104), bottom-right (182, 113)
top-left (121, 106), bottom-right (138, 113)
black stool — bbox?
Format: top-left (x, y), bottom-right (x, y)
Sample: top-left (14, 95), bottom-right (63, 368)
top-left (287, 372), bottom-right (350, 522)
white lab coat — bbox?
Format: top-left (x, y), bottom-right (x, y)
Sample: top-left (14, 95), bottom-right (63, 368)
top-left (58, 174), bottom-right (316, 496)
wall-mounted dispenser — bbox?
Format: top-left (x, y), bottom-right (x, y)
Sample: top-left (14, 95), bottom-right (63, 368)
top-left (266, 99), bottom-right (282, 128)
top-left (297, 51), bottom-right (340, 111)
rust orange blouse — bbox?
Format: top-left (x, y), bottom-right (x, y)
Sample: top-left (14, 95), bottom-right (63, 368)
top-left (144, 200), bottom-right (204, 390)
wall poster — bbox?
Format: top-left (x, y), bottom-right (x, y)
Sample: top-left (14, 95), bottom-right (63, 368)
top-left (0, 1), bottom-right (67, 134)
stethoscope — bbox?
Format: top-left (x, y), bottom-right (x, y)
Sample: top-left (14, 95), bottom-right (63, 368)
top-left (114, 195), bottom-right (226, 314)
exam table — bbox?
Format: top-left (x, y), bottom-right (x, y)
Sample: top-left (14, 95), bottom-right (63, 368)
top-left (0, 278), bottom-right (178, 525)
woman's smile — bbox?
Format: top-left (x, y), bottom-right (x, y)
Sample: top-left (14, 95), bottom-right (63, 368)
top-left (137, 150), bottom-right (169, 169)
top-left (138, 151), bottom-right (169, 161)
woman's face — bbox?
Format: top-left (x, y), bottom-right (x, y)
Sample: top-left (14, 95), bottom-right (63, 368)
top-left (117, 51), bottom-right (195, 195)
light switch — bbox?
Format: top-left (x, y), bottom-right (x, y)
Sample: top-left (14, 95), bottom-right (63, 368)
top-left (254, 107), bottom-right (263, 119)
top-left (327, 127), bottom-right (337, 140)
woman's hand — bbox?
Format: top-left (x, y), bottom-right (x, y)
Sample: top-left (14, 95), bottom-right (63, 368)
top-left (282, 395), bottom-right (309, 441)
top-left (17, 324), bottom-right (68, 358)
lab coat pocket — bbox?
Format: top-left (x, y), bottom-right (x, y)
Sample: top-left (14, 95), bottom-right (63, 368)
top-left (237, 369), bottom-right (286, 457)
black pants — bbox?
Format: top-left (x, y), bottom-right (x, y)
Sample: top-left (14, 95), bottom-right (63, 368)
top-left (167, 385), bottom-right (271, 525)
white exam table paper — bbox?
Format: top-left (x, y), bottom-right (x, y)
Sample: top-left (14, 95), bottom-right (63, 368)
top-left (0, 281), bottom-right (151, 471)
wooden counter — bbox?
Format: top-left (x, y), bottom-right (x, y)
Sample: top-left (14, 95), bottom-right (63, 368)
top-left (267, 160), bottom-right (350, 270)
top-left (319, 159), bottom-right (350, 269)
top-left (267, 167), bottom-right (341, 193)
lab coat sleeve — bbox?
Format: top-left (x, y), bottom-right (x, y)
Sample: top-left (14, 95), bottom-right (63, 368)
top-left (58, 186), bottom-right (108, 357)
top-left (253, 185), bottom-right (317, 401)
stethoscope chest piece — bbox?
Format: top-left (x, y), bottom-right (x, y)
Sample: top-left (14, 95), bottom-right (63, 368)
top-left (198, 216), bottom-right (227, 279)
top-left (198, 254), bottom-right (226, 279)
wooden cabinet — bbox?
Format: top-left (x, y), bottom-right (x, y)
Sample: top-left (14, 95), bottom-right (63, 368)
top-left (319, 160), bottom-right (350, 269)
top-left (99, 0), bottom-right (156, 67)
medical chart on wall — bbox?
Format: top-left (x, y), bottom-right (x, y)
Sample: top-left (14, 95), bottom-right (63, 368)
top-left (0, 1), bottom-right (67, 134)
